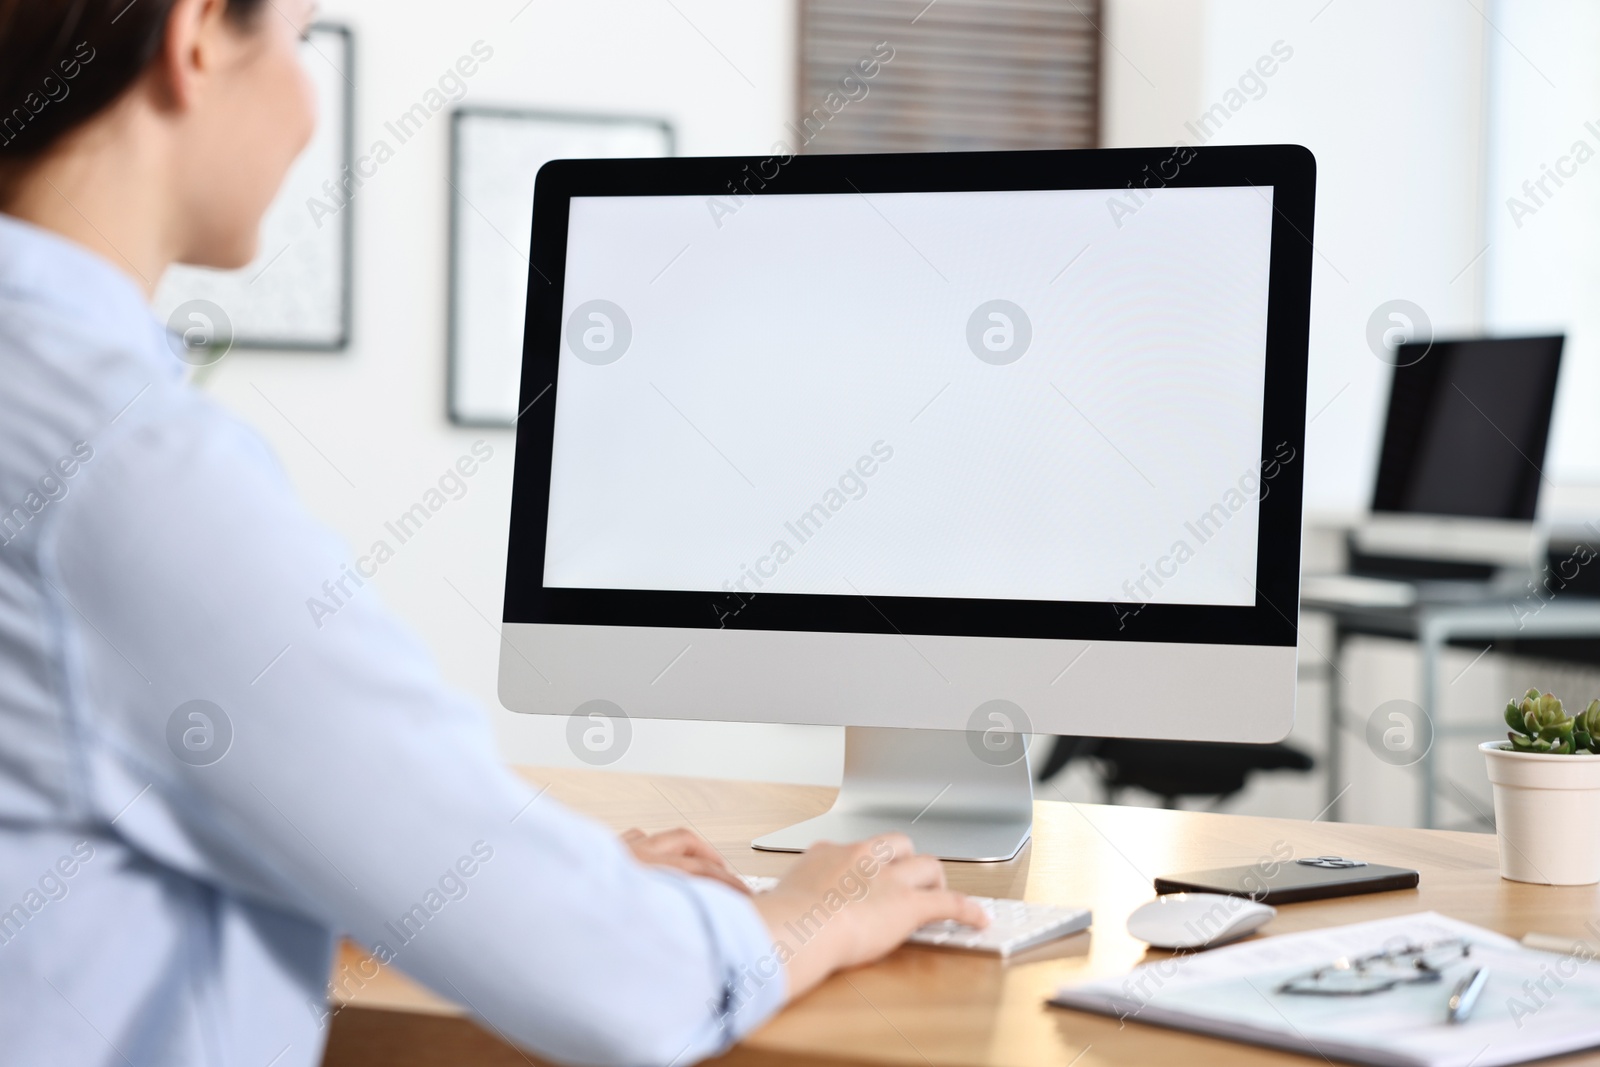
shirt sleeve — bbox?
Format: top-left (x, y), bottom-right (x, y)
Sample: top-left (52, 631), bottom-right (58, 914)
top-left (43, 392), bottom-right (787, 1066)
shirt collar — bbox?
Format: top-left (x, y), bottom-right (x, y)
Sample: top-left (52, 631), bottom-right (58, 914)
top-left (0, 211), bottom-right (179, 376)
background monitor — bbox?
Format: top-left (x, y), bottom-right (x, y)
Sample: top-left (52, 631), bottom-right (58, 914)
top-left (1372, 336), bottom-right (1564, 521)
top-left (499, 145), bottom-right (1315, 858)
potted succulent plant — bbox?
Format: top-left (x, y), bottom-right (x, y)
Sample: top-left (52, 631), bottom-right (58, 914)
top-left (1481, 689), bottom-right (1600, 885)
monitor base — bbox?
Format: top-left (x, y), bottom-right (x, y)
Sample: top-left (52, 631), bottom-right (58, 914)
top-left (752, 726), bottom-right (1034, 862)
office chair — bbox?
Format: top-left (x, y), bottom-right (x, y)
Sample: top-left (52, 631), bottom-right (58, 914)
top-left (1035, 736), bottom-right (1314, 808)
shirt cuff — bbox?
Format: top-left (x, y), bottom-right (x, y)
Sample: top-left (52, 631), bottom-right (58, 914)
top-left (665, 873), bottom-right (789, 1056)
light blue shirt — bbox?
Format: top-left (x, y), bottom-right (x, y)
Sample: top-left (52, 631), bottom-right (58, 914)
top-left (0, 214), bottom-right (785, 1067)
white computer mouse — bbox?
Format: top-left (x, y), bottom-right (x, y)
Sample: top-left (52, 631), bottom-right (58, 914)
top-left (1126, 893), bottom-right (1276, 950)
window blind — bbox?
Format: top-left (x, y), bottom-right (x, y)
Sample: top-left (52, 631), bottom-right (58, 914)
top-left (796, 0), bottom-right (1102, 154)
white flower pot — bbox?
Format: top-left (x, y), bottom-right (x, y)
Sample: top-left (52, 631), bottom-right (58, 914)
top-left (1481, 741), bottom-right (1600, 885)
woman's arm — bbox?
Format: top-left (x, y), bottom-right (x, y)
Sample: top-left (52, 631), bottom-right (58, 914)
top-left (47, 392), bottom-right (978, 1064)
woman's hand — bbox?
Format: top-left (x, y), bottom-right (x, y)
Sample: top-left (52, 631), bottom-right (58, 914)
top-left (750, 833), bottom-right (987, 1000)
top-left (622, 827), bottom-right (750, 895)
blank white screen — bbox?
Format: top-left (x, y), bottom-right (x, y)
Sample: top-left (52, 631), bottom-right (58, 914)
top-left (544, 186), bottom-right (1273, 606)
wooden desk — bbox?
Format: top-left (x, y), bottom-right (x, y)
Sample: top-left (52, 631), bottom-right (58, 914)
top-left (321, 767), bottom-right (1600, 1067)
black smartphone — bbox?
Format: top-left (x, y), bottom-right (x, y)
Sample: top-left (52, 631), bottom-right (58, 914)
top-left (1153, 856), bottom-right (1419, 904)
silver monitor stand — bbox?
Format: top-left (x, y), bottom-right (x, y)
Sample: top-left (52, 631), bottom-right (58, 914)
top-left (752, 726), bottom-right (1034, 862)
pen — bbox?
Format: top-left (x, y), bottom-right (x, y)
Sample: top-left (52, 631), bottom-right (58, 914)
top-left (1447, 966), bottom-right (1489, 1024)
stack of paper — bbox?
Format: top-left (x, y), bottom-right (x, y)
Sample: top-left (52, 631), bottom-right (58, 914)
top-left (1053, 912), bottom-right (1600, 1067)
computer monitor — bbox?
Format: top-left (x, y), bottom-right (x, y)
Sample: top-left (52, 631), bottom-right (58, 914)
top-left (1358, 335), bottom-right (1563, 572)
top-left (500, 145), bottom-right (1315, 860)
top-left (1372, 335), bottom-right (1563, 519)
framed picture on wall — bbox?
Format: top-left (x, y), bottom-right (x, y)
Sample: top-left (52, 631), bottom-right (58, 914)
top-left (152, 23), bottom-right (355, 351)
top-left (448, 108), bottom-right (674, 427)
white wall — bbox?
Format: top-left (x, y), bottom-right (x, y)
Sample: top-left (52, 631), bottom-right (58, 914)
top-left (1091, 0), bottom-right (1510, 825)
top-left (196, 0), bottom-right (852, 787)
top-left (1105, 0), bottom-right (1490, 514)
top-left (1099, 2), bottom-right (1600, 826)
top-left (194, 1), bottom-right (1555, 817)
top-left (1483, 0), bottom-right (1600, 492)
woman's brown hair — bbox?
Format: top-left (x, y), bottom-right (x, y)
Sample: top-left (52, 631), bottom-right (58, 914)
top-left (0, 0), bottom-right (266, 181)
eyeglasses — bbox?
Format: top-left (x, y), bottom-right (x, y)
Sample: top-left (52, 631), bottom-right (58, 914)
top-left (1277, 938), bottom-right (1473, 997)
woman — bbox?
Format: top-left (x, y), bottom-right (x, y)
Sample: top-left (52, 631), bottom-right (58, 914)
top-left (0, 2), bottom-right (984, 1065)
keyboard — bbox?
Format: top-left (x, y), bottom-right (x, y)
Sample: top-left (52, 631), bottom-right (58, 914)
top-left (1300, 574), bottom-right (1417, 608)
top-left (740, 875), bottom-right (1091, 957)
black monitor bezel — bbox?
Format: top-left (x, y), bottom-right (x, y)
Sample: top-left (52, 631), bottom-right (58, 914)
top-left (503, 145), bottom-right (1315, 647)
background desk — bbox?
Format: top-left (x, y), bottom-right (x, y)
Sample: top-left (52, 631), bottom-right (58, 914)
top-left (1304, 592), bottom-right (1600, 827)
top-left (321, 767), bottom-right (1600, 1067)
